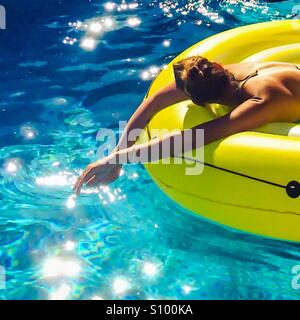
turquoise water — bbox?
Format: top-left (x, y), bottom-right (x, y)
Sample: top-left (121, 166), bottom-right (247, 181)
top-left (1, 0), bottom-right (300, 300)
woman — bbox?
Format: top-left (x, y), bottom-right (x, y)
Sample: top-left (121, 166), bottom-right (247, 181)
top-left (74, 56), bottom-right (300, 195)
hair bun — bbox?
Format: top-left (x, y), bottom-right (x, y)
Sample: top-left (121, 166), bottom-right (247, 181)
top-left (188, 66), bottom-right (203, 79)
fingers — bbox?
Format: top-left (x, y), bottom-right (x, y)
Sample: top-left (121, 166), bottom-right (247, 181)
top-left (86, 175), bottom-right (98, 187)
top-left (73, 175), bottom-right (81, 192)
top-left (73, 172), bottom-right (85, 194)
top-left (73, 161), bottom-right (119, 195)
top-left (73, 169), bottom-right (88, 192)
top-left (85, 173), bottom-right (110, 188)
top-left (73, 165), bottom-right (96, 195)
top-left (74, 175), bottom-right (85, 196)
top-left (74, 176), bottom-right (88, 195)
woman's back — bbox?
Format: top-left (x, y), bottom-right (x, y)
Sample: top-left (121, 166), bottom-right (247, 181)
top-left (225, 61), bottom-right (300, 121)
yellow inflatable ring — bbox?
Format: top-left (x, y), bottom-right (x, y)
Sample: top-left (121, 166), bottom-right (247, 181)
top-left (139, 19), bottom-right (300, 243)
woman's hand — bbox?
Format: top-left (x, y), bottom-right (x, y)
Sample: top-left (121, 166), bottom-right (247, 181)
top-left (73, 155), bottom-right (122, 195)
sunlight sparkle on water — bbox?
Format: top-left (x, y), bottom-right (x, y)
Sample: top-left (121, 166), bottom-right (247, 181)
top-left (52, 161), bottom-right (60, 167)
top-left (7, 163), bottom-right (17, 172)
top-left (149, 66), bottom-right (159, 74)
top-left (130, 172), bottom-right (139, 179)
top-left (119, 3), bottom-right (128, 11)
top-left (141, 71), bottom-right (150, 80)
top-left (113, 277), bottom-right (130, 295)
top-left (66, 195), bottom-right (76, 209)
top-left (128, 3), bottom-right (139, 9)
top-left (107, 192), bottom-right (115, 202)
top-left (64, 240), bottom-right (76, 251)
top-left (91, 295), bottom-right (104, 300)
top-left (141, 65), bottom-right (160, 80)
top-left (104, 2), bottom-right (116, 11)
top-left (142, 262), bottom-right (158, 277)
top-left (117, 2), bottom-right (139, 11)
top-left (63, 36), bottom-right (77, 45)
top-left (127, 17), bottom-right (141, 27)
top-left (5, 160), bottom-right (19, 174)
top-left (76, 21), bottom-right (82, 28)
top-left (89, 22), bottom-right (102, 34)
top-left (98, 185), bottom-right (126, 204)
top-left (20, 125), bottom-right (37, 140)
top-left (80, 37), bottom-right (97, 51)
top-left (103, 17), bottom-right (114, 28)
top-left (162, 39), bottom-right (171, 47)
top-left (36, 174), bottom-right (69, 187)
top-left (43, 257), bottom-right (81, 278)
top-left (50, 284), bottom-right (72, 300)
top-left (182, 285), bottom-right (193, 295)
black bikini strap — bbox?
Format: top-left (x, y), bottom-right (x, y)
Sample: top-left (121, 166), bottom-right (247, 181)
top-left (237, 70), bottom-right (258, 82)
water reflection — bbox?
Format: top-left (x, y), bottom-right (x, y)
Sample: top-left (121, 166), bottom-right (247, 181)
top-left (104, 2), bottom-right (117, 11)
top-left (42, 257), bottom-right (81, 278)
top-left (35, 174), bottom-right (70, 187)
top-left (3, 158), bottom-right (22, 176)
top-left (64, 240), bottom-right (76, 251)
top-left (63, 36), bottom-right (77, 45)
top-left (127, 17), bottom-right (141, 27)
top-left (80, 37), bottom-right (97, 51)
top-left (142, 262), bottom-right (159, 277)
top-left (113, 277), bottom-right (131, 295)
top-left (50, 283), bottom-right (72, 300)
top-left (20, 125), bottom-right (38, 140)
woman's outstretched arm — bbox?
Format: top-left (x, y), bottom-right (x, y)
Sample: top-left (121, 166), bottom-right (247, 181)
top-left (113, 96), bottom-right (276, 162)
top-left (74, 96), bottom-right (278, 195)
top-left (115, 81), bottom-right (188, 151)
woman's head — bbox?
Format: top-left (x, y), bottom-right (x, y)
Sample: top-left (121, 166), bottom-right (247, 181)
top-left (173, 56), bottom-right (233, 105)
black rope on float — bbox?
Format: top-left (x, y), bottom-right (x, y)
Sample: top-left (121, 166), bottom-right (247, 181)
top-left (175, 155), bottom-right (300, 199)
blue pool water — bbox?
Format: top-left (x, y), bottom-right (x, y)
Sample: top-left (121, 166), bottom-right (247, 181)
top-left (0, 0), bottom-right (300, 300)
